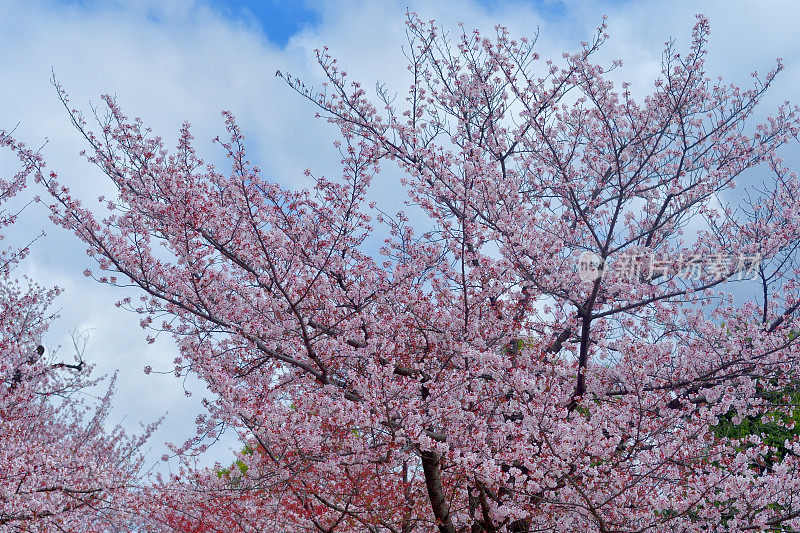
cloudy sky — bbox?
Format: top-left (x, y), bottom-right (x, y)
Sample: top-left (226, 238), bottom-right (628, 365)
top-left (1, 0), bottom-right (798, 474)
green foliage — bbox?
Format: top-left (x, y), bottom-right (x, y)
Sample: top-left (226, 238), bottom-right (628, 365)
top-left (713, 380), bottom-right (800, 469)
top-left (214, 445), bottom-right (253, 483)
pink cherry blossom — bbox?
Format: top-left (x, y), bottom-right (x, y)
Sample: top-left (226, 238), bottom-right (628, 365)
top-left (33, 12), bottom-right (800, 532)
top-left (0, 133), bottom-right (154, 531)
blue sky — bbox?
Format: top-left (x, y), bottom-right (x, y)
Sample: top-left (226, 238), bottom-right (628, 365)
top-left (200, 0), bottom-right (576, 46)
top-left (208, 0), bottom-right (319, 46)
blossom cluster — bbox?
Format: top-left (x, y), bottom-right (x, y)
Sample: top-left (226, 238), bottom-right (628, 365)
top-left (7, 11), bottom-right (800, 533)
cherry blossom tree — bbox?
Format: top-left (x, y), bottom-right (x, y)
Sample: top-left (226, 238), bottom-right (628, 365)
top-left (0, 134), bottom-right (152, 532)
top-left (38, 13), bottom-right (800, 532)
